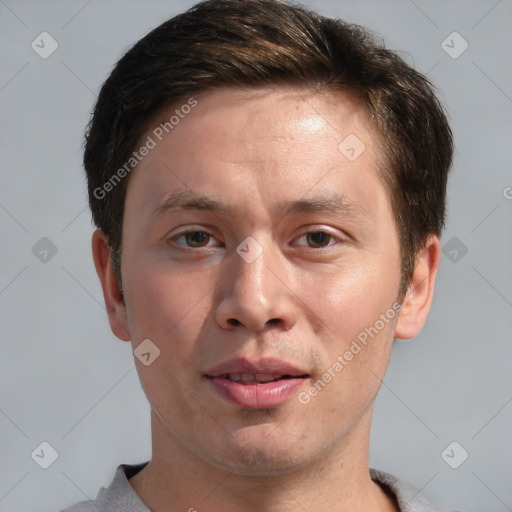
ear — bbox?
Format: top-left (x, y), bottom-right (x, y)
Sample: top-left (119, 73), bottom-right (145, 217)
top-left (91, 229), bottom-right (131, 342)
top-left (394, 235), bottom-right (441, 340)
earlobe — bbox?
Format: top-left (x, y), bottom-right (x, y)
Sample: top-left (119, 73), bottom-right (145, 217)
top-left (91, 229), bottom-right (131, 342)
top-left (394, 235), bottom-right (441, 340)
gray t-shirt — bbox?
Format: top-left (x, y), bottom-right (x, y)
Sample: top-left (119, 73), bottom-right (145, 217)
top-left (60, 462), bottom-right (451, 512)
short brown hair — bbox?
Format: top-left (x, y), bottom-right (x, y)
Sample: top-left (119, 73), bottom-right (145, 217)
top-left (84, 0), bottom-right (453, 300)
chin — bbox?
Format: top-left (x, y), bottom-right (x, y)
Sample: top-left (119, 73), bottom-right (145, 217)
top-left (206, 439), bottom-right (309, 476)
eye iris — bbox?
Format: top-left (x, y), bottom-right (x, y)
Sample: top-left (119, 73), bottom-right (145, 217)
top-left (186, 232), bottom-right (209, 247)
top-left (307, 232), bottom-right (330, 247)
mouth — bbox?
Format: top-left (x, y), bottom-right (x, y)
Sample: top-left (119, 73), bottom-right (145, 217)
top-left (205, 358), bottom-right (310, 408)
top-left (212, 373), bottom-right (309, 383)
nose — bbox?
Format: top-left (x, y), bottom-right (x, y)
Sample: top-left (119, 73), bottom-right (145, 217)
top-left (214, 240), bottom-right (298, 332)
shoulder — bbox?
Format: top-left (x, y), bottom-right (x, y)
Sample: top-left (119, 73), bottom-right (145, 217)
top-left (59, 501), bottom-right (100, 512)
top-left (58, 462), bottom-right (150, 512)
top-left (370, 468), bottom-right (461, 512)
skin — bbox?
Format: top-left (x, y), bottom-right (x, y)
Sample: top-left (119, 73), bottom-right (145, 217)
top-left (92, 86), bottom-right (440, 512)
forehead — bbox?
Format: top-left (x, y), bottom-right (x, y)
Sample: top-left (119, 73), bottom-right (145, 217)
top-left (126, 86), bottom-right (388, 221)
top-left (151, 85), bottom-right (377, 157)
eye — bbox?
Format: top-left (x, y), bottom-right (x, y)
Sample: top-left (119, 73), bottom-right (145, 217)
top-left (295, 230), bottom-right (339, 248)
top-left (171, 230), bottom-right (219, 248)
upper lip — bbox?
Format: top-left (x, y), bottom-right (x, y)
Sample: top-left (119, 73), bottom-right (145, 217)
top-left (206, 357), bottom-right (309, 378)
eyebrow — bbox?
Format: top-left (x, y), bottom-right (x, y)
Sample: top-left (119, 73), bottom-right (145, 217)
top-left (153, 189), bottom-right (368, 219)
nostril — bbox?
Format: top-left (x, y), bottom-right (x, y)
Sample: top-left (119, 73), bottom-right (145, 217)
top-left (225, 317), bottom-right (280, 328)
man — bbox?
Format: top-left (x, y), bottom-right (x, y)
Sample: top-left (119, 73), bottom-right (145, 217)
top-left (62, 0), bottom-right (454, 510)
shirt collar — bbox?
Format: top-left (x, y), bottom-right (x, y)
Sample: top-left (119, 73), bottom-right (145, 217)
top-left (96, 462), bottom-right (442, 512)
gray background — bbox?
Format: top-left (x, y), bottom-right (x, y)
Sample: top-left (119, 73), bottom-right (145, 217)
top-left (1, 0), bottom-right (511, 511)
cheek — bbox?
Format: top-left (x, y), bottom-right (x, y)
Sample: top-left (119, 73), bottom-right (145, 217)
top-left (304, 253), bottom-right (400, 404)
top-left (299, 252), bottom-right (400, 343)
top-left (124, 262), bottom-right (215, 412)
top-left (123, 254), bottom-right (216, 345)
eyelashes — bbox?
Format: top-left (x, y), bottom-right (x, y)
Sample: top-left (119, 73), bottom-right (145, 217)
top-left (169, 228), bottom-right (343, 250)
top-left (173, 231), bottom-right (217, 248)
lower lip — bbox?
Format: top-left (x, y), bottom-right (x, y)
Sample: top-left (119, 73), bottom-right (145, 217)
top-left (208, 376), bottom-right (307, 408)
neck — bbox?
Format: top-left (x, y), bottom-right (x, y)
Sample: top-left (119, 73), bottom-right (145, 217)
top-left (129, 409), bottom-right (397, 512)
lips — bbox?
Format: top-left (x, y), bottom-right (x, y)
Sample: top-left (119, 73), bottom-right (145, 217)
top-left (219, 373), bottom-right (299, 383)
top-left (206, 357), bottom-right (309, 379)
top-left (205, 358), bottom-right (310, 408)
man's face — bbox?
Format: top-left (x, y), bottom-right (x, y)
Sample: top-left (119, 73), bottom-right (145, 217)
top-left (119, 87), bottom-right (403, 474)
